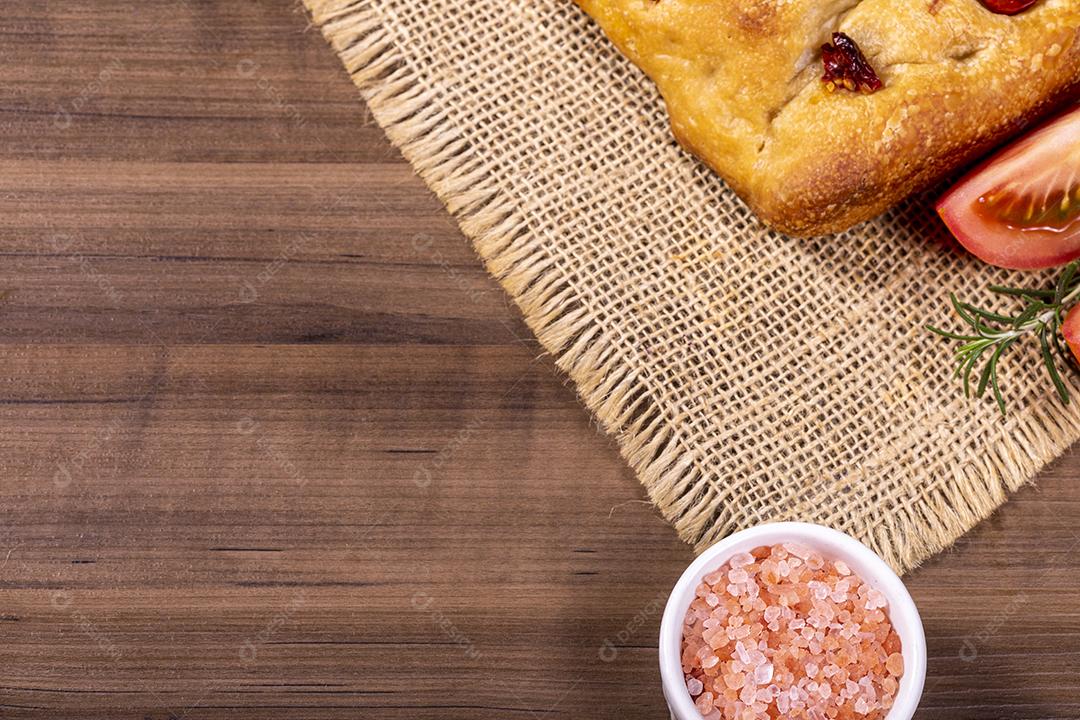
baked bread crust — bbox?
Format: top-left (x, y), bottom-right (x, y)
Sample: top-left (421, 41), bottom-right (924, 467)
top-left (575, 0), bottom-right (1080, 236)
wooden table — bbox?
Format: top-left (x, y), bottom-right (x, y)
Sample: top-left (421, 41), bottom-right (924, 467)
top-left (2, 3), bottom-right (1078, 718)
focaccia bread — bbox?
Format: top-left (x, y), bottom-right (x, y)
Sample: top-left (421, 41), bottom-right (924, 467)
top-left (575, 0), bottom-right (1080, 236)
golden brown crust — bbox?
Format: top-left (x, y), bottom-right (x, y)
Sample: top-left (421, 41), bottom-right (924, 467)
top-left (575, 0), bottom-right (1080, 236)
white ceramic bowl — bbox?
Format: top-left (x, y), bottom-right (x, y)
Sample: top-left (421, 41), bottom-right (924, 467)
top-left (659, 522), bottom-right (926, 720)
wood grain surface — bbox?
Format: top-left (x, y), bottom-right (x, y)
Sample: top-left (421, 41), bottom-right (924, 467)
top-left (1, 3), bottom-right (1078, 718)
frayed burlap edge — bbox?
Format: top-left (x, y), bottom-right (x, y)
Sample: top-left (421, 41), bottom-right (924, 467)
top-left (302, 0), bottom-right (1080, 573)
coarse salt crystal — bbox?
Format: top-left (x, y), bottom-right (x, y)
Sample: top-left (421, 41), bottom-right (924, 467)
top-left (865, 588), bottom-right (887, 610)
top-left (729, 551), bottom-right (755, 568)
top-left (777, 693), bottom-right (791, 713)
top-left (754, 662), bottom-right (774, 684)
top-left (783, 542), bottom-right (813, 559)
top-left (696, 691), bottom-right (715, 713)
top-left (886, 652), bottom-right (904, 676)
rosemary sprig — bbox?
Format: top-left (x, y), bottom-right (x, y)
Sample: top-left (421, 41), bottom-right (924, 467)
top-left (927, 260), bottom-right (1080, 415)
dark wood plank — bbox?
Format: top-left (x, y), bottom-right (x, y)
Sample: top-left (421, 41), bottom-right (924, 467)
top-left (0, 2), bottom-right (1077, 719)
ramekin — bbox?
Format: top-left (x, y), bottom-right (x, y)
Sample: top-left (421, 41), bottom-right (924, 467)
top-left (659, 522), bottom-right (926, 720)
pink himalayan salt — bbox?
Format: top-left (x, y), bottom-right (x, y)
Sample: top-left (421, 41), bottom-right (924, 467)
top-left (681, 543), bottom-right (903, 720)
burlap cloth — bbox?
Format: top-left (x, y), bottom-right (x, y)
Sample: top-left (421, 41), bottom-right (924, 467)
top-left (304, 0), bottom-right (1080, 572)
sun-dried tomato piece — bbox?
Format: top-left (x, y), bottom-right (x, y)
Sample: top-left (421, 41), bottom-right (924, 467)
top-left (978, 0), bottom-right (1039, 14)
top-left (821, 32), bottom-right (883, 94)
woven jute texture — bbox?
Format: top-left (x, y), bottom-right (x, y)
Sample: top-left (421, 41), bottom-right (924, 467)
top-left (305, 0), bottom-right (1080, 572)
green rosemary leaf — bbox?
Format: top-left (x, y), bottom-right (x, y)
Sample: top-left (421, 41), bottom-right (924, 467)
top-left (961, 343), bottom-right (989, 398)
top-left (989, 285), bottom-right (1056, 299)
top-left (1039, 330), bottom-right (1070, 404)
top-left (949, 292), bottom-right (979, 329)
top-left (959, 303), bottom-right (1013, 325)
top-left (989, 358), bottom-right (1006, 416)
top-left (985, 339), bottom-right (1015, 414)
top-left (925, 325), bottom-right (979, 342)
top-left (1055, 262), bottom-right (1079, 304)
top-left (975, 349), bottom-right (996, 399)
top-left (957, 339), bottom-right (991, 355)
top-left (959, 305), bottom-right (1003, 336)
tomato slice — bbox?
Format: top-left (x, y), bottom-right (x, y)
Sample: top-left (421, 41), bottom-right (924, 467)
top-left (1063, 302), bottom-right (1080, 365)
top-left (936, 105), bottom-right (1080, 270)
